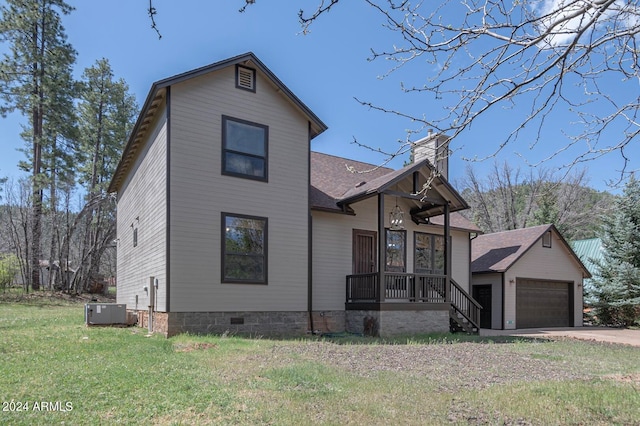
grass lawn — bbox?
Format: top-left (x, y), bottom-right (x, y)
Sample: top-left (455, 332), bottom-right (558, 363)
top-left (1, 293), bottom-right (639, 425)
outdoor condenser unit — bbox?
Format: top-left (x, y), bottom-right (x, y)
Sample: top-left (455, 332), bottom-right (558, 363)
top-left (85, 303), bottom-right (127, 325)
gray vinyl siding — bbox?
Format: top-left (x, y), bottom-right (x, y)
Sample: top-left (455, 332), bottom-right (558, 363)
top-left (451, 229), bottom-right (470, 291)
top-left (312, 199), bottom-right (378, 311)
top-left (503, 233), bottom-right (584, 329)
top-left (312, 196), bottom-right (472, 310)
top-left (168, 64), bottom-right (310, 312)
top-left (116, 106), bottom-right (167, 311)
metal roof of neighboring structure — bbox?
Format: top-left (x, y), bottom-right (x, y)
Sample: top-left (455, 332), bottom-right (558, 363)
top-left (570, 238), bottom-right (603, 276)
top-left (471, 224), bottom-right (591, 277)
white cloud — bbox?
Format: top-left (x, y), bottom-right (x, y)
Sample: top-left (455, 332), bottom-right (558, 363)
top-left (533, 0), bottom-right (639, 47)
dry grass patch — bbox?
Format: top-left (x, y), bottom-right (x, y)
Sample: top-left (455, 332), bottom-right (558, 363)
top-left (2, 298), bottom-right (639, 425)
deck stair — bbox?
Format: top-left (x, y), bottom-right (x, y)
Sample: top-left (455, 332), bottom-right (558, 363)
top-left (449, 279), bottom-right (481, 334)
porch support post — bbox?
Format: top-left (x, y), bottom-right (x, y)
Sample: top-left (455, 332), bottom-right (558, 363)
top-left (377, 193), bottom-right (385, 302)
top-left (444, 202), bottom-right (451, 302)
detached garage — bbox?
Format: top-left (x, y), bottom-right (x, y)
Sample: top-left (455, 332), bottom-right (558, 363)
top-left (471, 224), bottom-right (590, 330)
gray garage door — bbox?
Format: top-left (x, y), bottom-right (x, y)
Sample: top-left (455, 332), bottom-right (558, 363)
top-left (516, 279), bottom-right (572, 328)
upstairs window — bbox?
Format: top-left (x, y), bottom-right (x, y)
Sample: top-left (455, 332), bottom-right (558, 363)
top-left (222, 116), bottom-right (268, 181)
top-left (542, 230), bottom-right (552, 248)
top-left (222, 213), bottom-right (267, 284)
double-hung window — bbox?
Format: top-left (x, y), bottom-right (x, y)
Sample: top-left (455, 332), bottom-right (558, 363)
top-left (414, 232), bottom-right (445, 274)
top-left (222, 116), bottom-right (268, 181)
top-left (222, 213), bottom-right (267, 284)
top-left (385, 229), bottom-right (406, 272)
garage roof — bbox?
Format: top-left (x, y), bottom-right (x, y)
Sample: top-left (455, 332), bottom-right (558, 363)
top-left (471, 224), bottom-right (591, 277)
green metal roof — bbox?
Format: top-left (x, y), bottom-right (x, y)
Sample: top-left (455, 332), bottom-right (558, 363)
top-left (570, 238), bottom-right (603, 276)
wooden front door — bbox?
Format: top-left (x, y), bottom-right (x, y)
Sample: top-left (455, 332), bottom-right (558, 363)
top-left (353, 229), bottom-right (377, 274)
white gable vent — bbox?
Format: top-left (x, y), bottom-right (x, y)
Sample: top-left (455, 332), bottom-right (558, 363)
top-left (236, 65), bottom-right (256, 92)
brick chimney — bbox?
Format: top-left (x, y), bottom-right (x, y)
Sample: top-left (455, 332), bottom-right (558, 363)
top-left (411, 129), bottom-right (450, 180)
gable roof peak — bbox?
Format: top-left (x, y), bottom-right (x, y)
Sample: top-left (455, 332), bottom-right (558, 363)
top-left (471, 224), bottom-right (590, 277)
top-left (108, 52), bottom-right (327, 193)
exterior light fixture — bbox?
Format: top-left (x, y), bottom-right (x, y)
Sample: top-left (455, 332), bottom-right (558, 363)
top-left (389, 202), bottom-right (405, 230)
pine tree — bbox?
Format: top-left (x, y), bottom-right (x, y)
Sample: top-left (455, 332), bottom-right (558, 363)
top-left (71, 58), bottom-right (136, 292)
top-left (591, 176), bottom-right (640, 326)
top-left (0, 0), bottom-right (76, 290)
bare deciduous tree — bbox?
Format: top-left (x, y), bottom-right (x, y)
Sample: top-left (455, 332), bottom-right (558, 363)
top-left (460, 162), bottom-right (614, 239)
top-left (232, 0), bottom-right (640, 178)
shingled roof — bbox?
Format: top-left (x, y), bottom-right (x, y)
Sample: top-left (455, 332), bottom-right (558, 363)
top-left (310, 152), bottom-right (393, 211)
top-left (471, 224), bottom-right (590, 276)
top-left (310, 151), bottom-right (480, 232)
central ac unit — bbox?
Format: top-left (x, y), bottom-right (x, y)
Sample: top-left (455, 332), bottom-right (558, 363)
top-left (85, 303), bottom-right (127, 325)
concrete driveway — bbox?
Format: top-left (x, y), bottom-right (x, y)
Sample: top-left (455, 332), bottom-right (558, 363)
top-left (480, 326), bottom-right (640, 347)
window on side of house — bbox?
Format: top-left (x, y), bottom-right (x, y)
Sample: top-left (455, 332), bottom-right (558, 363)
top-left (385, 229), bottom-right (406, 272)
top-left (222, 116), bottom-right (268, 181)
top-left (414, 232), bottom-right (445, 275)
top-left (222, 213), bottom-right (267, 284)
top-left (542, 230), bottom-right (552, 248)
top-left (133, 228), bottom-right (138, 247)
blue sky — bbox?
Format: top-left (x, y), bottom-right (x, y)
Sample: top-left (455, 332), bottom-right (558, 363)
top-left (1, 0), bottom-right (636, 192)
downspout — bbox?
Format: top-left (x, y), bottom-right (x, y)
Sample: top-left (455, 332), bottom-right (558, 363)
top-left (307, 122), bottom-right (315, 334)
top-left (501, 273), bottom-right (505, 330)
top-left (377, 193), bottom-right (385, 302)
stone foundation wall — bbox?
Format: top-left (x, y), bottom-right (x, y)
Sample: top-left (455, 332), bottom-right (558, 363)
top-left (380, 310), bottom-right (449, 335)
top-left (136, 310), bottom-right (169, 336)
top-left (346, 309), bottom-right (449, 337)
top-left (130, 310), bottom-right (344, 338)
top-left (345, 311), bottom-right (381, 336)
top-left (308, 311), bottom-right (346, 335)
top-left (167, 311), bottom-right (312, 337)
top-left (130, 308), bottom-right (447, 338)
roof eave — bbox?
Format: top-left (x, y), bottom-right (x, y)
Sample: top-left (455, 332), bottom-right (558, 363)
top-left (107, 86), bottom-right (167, 193)
top-left (337, 158), bottom-right (469, 214)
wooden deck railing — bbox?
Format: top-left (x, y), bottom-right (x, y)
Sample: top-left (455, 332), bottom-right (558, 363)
top-left (346, 272), bottom-right (447, 303)
top-left (346, 273), bottom-right (481, 334)
top-left (346, 272), bottom-right (379, 301)
top-left (450, 278), bottom-right (482, 331)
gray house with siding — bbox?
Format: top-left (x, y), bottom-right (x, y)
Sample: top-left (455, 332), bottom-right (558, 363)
top-left (108, 52), bottom-right (482, 337)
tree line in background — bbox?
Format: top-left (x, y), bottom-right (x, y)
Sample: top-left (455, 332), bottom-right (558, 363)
top-left (458, 162), bottom-right (616, 241)
top-left (460, 163), bottom-right (639, 326)
top-left (0, 0), bottom-right (137, 293)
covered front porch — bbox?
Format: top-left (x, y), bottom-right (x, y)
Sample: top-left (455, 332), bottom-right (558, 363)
top-left (336, 156), bottom-right (481, 334)
top-left (346, 271), bottom-right (481, 334)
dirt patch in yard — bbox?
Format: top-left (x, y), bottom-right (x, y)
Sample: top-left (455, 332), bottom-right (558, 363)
top-left (604, 373), bottom-right (640, 384)
top-left (173, 342), bottom-right (217, 353)
top-left (264, 340), bottom-right (587, 392)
